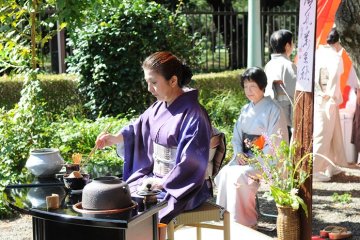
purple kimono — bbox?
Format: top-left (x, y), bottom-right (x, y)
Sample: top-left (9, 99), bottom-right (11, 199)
top-left (119, 89), bottom-right (212, 223)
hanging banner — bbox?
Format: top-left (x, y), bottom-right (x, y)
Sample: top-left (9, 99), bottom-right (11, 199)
top-left (316, 0), bottom-right (340, 47)
top-left (296, 0), bottom-right (317, 92)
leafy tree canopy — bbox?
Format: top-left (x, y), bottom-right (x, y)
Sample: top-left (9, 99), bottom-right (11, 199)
top-left (0, 0), bottom-right (124, 75)
top-left (67, 0), bottom-right (202, 118)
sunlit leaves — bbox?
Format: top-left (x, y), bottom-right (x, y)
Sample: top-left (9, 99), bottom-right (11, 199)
top-left (67, 0), bottom-right (201, 118)
top-left (0, 0), bottom-right (76, 74)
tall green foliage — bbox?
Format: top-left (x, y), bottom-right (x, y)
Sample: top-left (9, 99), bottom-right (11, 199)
top-left (0, 70), bottom-right (55, 218)
top-left (0, 0), bottom-right (117, 75)
top-left (67, 0), bottom-right (202, 118)
top-left (0, 0), bottom-right (70, 74)
top-left (0, 0), bottom-right (128, 218)
top-left (0, 1), bottom-right (33, 74)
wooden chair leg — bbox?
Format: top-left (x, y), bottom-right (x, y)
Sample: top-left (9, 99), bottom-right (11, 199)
top-left (167, 221), bottom-right (175, 240)
top-left (223, 211), bottom-right (230, 240)
top-left (196, 226), bottom-right (201, 240)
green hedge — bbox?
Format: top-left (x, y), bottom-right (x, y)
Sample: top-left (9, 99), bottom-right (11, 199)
top-left (192, 69), bottom-right (243, 90)
top-left (0, 69), bottom-right (246, 158)
top-left (0, 70), bottom-right (245, 114)
top-left (0, 69), bottom-right (246, 163)
top-left (0, 74), bottom-right (83, 114)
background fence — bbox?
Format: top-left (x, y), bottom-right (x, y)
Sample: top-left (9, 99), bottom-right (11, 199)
top-left (41, 7), bottom-right (299, 74)
top-left (181, 6), bottom-right (298, 72)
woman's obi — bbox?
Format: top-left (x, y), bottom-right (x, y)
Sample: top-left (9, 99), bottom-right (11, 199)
top-left (242, 133), bottom-right (263, 153)
top-left (153, 143), bottom-right (177, 177)
top-left (152, 142), bottom-right (216, 179)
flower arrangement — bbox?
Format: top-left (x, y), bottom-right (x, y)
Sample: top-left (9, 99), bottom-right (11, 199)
top-left (248, 133), bottom-right (312, 217)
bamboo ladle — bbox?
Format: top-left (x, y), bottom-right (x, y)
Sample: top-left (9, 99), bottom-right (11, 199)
top-left (80, 123), bottom-right (113, 167)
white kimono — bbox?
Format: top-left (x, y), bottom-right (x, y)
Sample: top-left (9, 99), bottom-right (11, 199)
top-left (214, 96), bottom-right (288, 227)
top-left (313, 45), bottom-right (347, 178)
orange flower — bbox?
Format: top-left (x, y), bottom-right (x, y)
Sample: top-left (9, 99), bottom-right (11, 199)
top-left (252, 135), bottom-right (265, 150)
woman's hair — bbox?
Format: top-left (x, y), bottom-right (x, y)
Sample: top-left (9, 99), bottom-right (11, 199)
top-left (270, 29), bottom-right (293, 54)
top-left (142, 51), bottom-right (193, 87)
top-left (240, 67), bottom-right (267, 91)
top-left (326, 28), bottom-right (340, 45)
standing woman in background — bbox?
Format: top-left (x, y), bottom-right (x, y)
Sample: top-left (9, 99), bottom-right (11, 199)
top-left (313, 28), bottom-right (347, 181)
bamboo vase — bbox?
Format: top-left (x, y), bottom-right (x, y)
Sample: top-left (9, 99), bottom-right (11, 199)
top-left (276, 205), bottom-right (300, 240)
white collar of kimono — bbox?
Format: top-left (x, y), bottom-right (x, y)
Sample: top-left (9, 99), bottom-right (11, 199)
top-left (164, 87), bottom-right (196, 108)
top-left (270, 53), bottom-right (290, 60)
top-left (182, 87), bottom-right (194, 92)
top-left (249, 96), bottom-right (270, 107)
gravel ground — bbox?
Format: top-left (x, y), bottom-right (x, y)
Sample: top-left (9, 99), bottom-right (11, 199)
top-left (1, 164), bottom-right (359, 240)
top-left (0, 214), bottom-right (32, 240)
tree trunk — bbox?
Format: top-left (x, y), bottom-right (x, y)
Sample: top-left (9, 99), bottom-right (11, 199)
top-left (293, 92), bottom-right (313, 240)
top-left (31, 0), bottom-right (37, 70)
top-left (335, 0), bottom-right (360, 77)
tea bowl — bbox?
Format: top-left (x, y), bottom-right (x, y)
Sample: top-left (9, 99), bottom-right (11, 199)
top-left (63, 173), bottom-right (90, 191)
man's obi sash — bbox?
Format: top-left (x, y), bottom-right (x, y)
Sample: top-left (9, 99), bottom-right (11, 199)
top-left (152, 142), bottom-right (216, 178)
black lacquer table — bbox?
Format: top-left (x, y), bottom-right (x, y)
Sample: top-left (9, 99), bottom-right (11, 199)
top-left (4, 177), bottom-right (166, 240)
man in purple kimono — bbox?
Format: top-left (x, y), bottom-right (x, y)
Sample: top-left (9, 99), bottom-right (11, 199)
top-left (96, 52), bottom-right (212, 223)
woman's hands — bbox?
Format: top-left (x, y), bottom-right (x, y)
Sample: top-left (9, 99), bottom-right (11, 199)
top-left (323, 95), bottom-right (330, 102)
top-left (236, 153), bottom-right (249, 165)
top-left (95, 132), bottom-right (123, 149)
top-left (139, 177), bottom-right (163, 191)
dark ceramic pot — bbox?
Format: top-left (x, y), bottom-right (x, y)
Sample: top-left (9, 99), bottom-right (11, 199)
top-left (64, 164), bottom-right (80, 174)
top-left (63, 173), bottom-right (90, 190)
top-left (82, 176), bottom-right (132, 210)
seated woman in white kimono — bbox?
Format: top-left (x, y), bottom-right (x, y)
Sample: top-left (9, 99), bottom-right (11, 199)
top-left (215, 67), bottom-right (288, 227)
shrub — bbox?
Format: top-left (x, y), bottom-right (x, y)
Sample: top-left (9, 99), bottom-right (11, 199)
top-left (191, 70), bottom-right (247, 163)
top-left (0, 70), bottom-right (55, 218)
top-left (192, 70), bottom-right (244, 90)
top-left (49, 115), bottom-right (133, 178)
top-left (192, 70), bottom-right (246, 125)
top-left (0, 74), bottom-right (84, 116)
top-left (0, 111), bottom-right (132, 218)
top-left (67, 0), bottom-right (202, 118)
top-left (0, 78), bottom-right (22, 109)
top-left (49, 115), bottom-right (132, 161)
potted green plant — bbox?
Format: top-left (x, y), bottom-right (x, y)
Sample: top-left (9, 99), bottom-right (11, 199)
top-left (249, 133), bottom-right (312, 240)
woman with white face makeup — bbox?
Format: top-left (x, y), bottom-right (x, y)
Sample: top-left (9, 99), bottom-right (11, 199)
top-left (215, 67), bottom-right (288, 228)
top-left (95, 51), bottom-right (213, 224)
